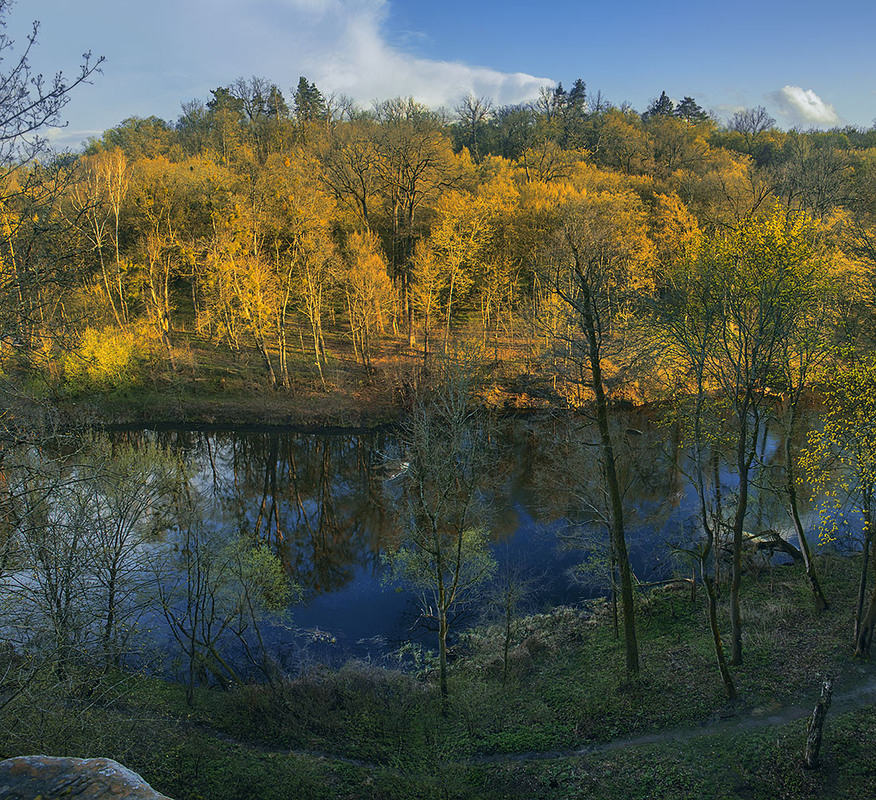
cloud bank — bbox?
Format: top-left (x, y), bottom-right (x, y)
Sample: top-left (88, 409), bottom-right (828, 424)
top-left (768, 86), bottom-right (841, 127)
top-left (182, 0), bottom-right (552, 110)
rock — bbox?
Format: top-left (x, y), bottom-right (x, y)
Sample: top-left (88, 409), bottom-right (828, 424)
top-left (0, 755), bottom-right (172, 799)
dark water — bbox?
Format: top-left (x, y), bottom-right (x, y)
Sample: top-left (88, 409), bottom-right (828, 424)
top-left (119, 411), bottom-right (819, 666)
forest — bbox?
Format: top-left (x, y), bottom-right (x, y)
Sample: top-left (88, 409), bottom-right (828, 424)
top-left (3, 75), bottom-right (874, 409)
top-left (4, 6), bottom-right (876, 795)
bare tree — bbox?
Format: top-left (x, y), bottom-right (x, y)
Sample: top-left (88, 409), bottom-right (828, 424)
top-left (729, 106), bottom-right (776, 155)
top-left (152, 520), bottom-right (292, 705)
top-left (454, 94), bottom-right (493, 164)
top-left (0, 2), bottom-right (103, 170)
top-left (384, 353), bottom-right (496, 701)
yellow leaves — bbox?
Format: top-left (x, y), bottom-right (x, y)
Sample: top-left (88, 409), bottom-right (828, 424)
top-left (63, 324), bottom-right (154, 391)
top-left (518, 178), bottom-right (581, 217)
top-left (804, 353), bottom-right (876, 542)
top-left (340, 230), bottom-right (394, 358)
top-left (558, 186), bottom-right (656, 283)
top-left (341, 230), bottom-right (393, 310)
top-left (431, 190), bottom-right (492, 259)
top-left (651, 192), bottom-right (701, 265)
top-left (597, 108), bottom-right (654, 175)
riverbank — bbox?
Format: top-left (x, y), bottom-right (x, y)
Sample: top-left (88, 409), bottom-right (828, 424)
top-left (9, 331), bottom-right (596, 430)
top-left (55, 380), bottom-right (403, 429)
top-left (2, 554), bottom-right (872, 799)
top-left (43, 357), bottom-right (563, 431)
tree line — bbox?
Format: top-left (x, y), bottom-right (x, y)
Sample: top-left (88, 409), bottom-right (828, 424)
top-left (0, 73), bottom-right (874, 396)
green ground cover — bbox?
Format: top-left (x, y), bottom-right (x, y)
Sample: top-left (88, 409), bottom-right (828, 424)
top-left (2, 553), bottom-right (873, 799)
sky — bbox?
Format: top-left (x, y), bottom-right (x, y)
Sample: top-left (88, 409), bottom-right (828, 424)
top-left (13, 0), bottom-right (876, 151)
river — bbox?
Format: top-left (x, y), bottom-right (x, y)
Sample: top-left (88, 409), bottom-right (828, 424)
top-left (108, 409), bottom-right (814, 669)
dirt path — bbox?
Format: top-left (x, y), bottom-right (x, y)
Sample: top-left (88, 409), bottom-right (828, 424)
top-left (471, 664), bottom-right (876, 765)
top-left (179, 663), bottom-right (876, 771)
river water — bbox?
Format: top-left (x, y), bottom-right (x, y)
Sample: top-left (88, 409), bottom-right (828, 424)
top-left (110, 409), bottom-right (818, 668)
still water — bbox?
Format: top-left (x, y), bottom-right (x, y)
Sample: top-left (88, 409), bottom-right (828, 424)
top-left (116, 411), bottom-right (807, 665)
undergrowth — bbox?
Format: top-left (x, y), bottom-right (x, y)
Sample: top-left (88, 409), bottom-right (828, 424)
top-left (1, 553), bottom-right (872, 799)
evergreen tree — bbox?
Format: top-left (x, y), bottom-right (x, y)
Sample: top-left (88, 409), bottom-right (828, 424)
top-left (644, 91), bottom-right (675, 120)
top-left (294, 76), bottom-right (326, 122)
top-left (674, 96), bottom-right (708, 122)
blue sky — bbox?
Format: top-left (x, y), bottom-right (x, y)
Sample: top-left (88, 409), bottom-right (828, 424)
top-left (15, 0), bottom-right (876, 151)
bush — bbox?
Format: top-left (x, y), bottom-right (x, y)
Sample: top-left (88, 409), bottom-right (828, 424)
top-left (63, 325), bottom-right (154, 392)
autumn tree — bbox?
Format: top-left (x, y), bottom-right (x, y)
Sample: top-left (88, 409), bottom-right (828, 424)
top-left (285, 161), bottom-right (338, 385)
top-left (593, 108), bottom-right (654, 175)
top-left (805, 356), bottom-right (876, 656)
top-left (549, 186), bottom-right (654, 677)
top-left (410, 239), bottom-right (443, 364)
top-left (426, 189), bottom-right (493, 353)
top-left (660, 209), bottom-right (829, 665)
top-left (91, 116), bottom-right (177, 161)
top-left (338, 229), bottom-right (393, 373)
top-left (373, 98), bottom-right (458, 344)
top-left (127, 158), bottom-right (207, 364)
top-left (770, 218), bottom-right (856, 612)
top-left (69, 148), bottom-right (130, 325)
top-left (645, 114), bottom-right (711, 179)
top-left (652, 224), bottom-right (737, 699)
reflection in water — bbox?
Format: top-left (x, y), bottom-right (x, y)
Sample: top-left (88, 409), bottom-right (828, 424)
top-left (149, 428), bottom-right (392, 601)
top-left (117, 411), bottom-right (818, 661)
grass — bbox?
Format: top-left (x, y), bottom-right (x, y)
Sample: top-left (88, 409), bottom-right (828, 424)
top-left (2, 554), bottom-right (874, 799)
top-left (35, 327), bottom-right (564, 429)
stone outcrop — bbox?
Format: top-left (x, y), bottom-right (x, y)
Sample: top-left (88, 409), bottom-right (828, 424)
top-left (0, 755), bottom-right (172, 799)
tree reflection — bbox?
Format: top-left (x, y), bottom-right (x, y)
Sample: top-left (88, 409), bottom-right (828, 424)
top-left (110, 411), bottom-right (818, 616)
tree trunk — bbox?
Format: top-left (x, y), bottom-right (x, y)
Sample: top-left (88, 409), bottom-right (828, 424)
top-left (730, 416), bottom-right (751, 666)
top-left (103, 570), bottom-right (117, 668)
top-left (784, 418), bottom-right (828, 611)
top-left (580, 281), bottom-right (638, 677)
top-left (502, 601), bottom-right (512, 686)
top-left (704, 572), bottom-right (736, 700)
top-left (438, 610), bottom-right (449, 703)
top-left (692, 369), bottom-right (735, 699)
top-left (854, 529), bottom-right (872, 649)
top-left (855, 547), bottom-right (876, 657)
top-left (803, 676), bottom-right (833, 769)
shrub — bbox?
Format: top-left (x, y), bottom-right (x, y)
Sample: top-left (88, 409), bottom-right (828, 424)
top-left (63, 325), bottom-right (153, 392)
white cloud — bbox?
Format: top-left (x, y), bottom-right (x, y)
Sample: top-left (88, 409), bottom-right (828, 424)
top-left (768, 86), bottom-right (841, 127)
top-left (311, 0), bottom-right (551, 108)
top-left (180, 0), bottom-right (552, 109)
top-left (23, 0), bottom-right (554, 147)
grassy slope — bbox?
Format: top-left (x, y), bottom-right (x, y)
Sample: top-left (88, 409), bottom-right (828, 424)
top-left (41, 330), bottom-right (564, 428)
top-left (2, 554), bottom-right (875, 799)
